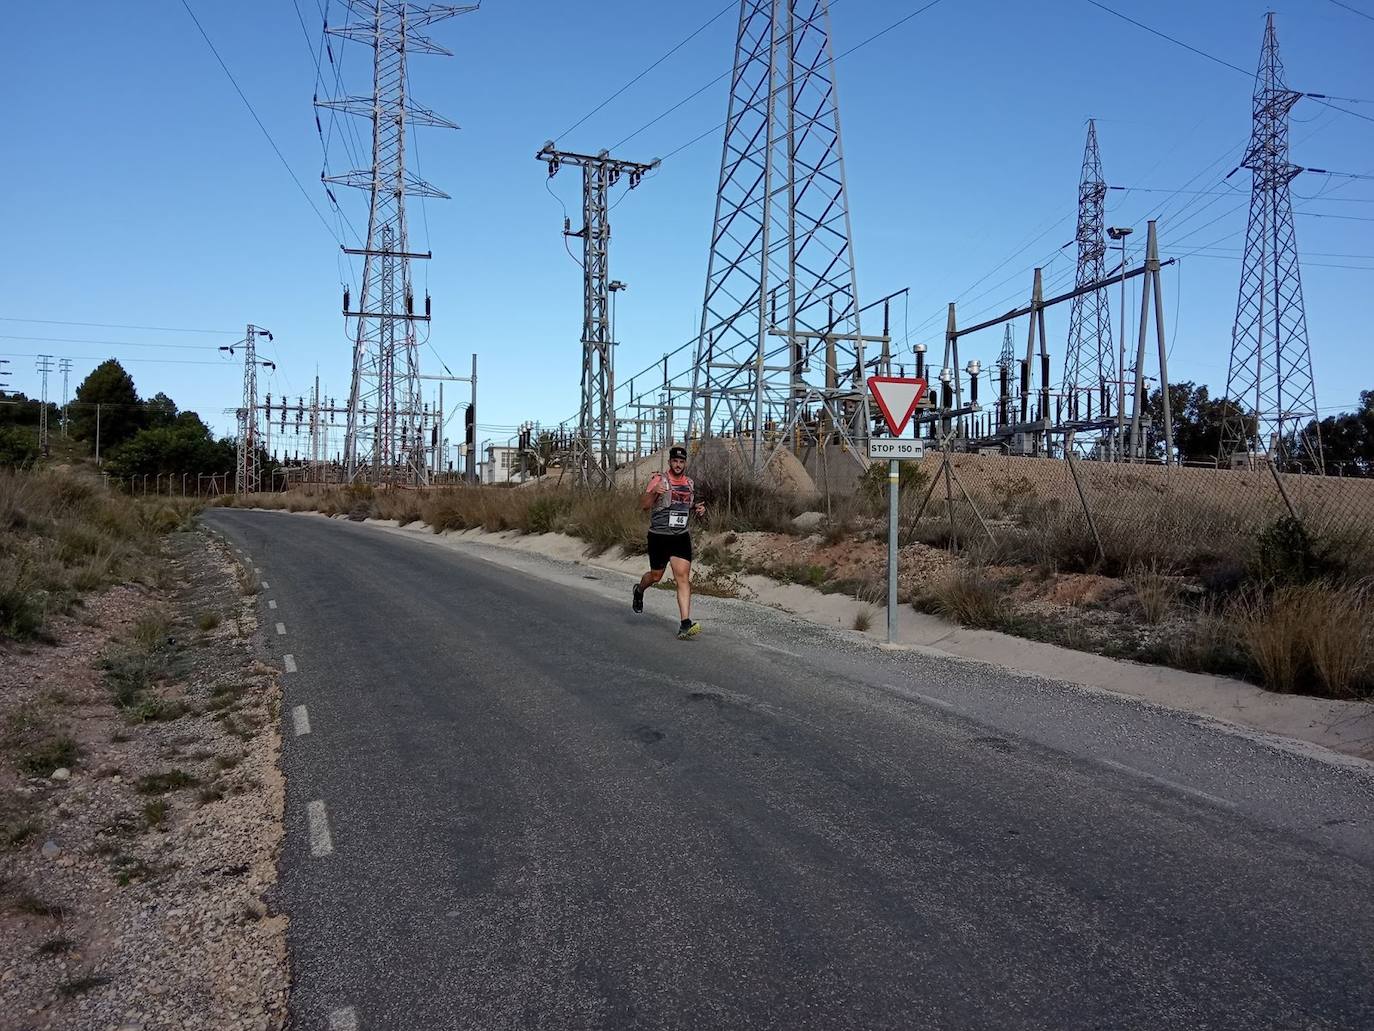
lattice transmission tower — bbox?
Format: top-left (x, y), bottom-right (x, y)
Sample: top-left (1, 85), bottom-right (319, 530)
top-left (320, 1), bottom-right (477, 484)
top-left (222, 325), bottom-right (275, 495)
top-left (689, 0), bottom-right (870, 470)
top-left (35, 355), bottom-right (53, 457)
top-left (1219, 13), bottom-right (1321, 470)
top-left (1062, 119), bottom-right (1113, 424)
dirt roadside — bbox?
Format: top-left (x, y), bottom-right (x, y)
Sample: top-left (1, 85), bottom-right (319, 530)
top-left (0, 530), bottom-right (287, 1031)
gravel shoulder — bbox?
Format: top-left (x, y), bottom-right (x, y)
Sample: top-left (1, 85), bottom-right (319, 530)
top-left (0, 529), bottom-right (287, 1031)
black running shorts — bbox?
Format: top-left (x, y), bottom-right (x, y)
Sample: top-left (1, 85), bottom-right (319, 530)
top-left (647, 531), bottom-right (693, 571)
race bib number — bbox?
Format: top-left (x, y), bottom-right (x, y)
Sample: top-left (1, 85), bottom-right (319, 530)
top-left (668, 511), bottom-right (688, 529)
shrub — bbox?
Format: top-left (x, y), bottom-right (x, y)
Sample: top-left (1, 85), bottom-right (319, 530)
top-left (923, 565), bottom-right (1005, 629)
top-left (0, 557), bottom-right (45, 639)
top-left (2, 705), bottom-right (79, 777)
top-left (1251, 516), bottom-right (1341, 586)
top-left (135, 770), bottom-right (198, 795)
top-left (526, 494), bottom-right (572, 534)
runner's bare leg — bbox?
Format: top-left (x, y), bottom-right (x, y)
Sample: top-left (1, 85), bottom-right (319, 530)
top-left (669, 556), bottom-right (692, 622)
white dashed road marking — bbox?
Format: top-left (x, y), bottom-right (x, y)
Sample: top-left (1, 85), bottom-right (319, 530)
top-left (307, 800), bottom-right (334, 857)
top-left (292, 705), bottom-right (312, 737)
top-left (284, 654), bottom-right (298, 673)
top-left (268, 599), bottom-right (277, 610)
top-left (329, 1007), bottom-right (359, 1031)
top-left (276, 622), bottom-right (287, 636)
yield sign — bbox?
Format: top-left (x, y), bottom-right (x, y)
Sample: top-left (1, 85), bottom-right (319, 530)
top-left (866, 376), bottom-right (928, 436)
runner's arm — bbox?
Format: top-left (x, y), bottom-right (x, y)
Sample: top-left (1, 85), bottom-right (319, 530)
top-left (641, 474), bottom-right (663, 511)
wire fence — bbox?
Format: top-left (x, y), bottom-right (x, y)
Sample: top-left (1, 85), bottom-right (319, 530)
top-left (903, 450), bottom-right (1374, 578)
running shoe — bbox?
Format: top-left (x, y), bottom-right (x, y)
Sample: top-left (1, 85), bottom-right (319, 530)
top-left (632, 584), bottom-right (644, 613)
top-left (677, 620), bottom-right (701, 640)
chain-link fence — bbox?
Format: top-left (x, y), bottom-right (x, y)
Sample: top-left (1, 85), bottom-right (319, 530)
top-left (902, 450), bottom-right (1374, 579)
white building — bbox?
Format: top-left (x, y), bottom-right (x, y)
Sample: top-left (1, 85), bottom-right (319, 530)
top-left (482, 444), bottom-right (521, 485)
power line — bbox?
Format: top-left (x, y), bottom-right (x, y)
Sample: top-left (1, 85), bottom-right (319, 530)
top-left (0, 316), bottom-right (238, 334)
top-left (178, 0), bottom-right (343, 244)
top-left (615, 0), bottom-right (948, 158)
top-left (1083, 0), bottom-right (1251, 77)
top-left (554, 1), bottom-right (737, 143)
top-left (1328, 0), bottom-right (1374, 24)
top-left (0, 334), bottom-right (224, 351)
top-left (1298, 210), bottom-right (1374, 222)
top-left (1, 352), bottom-right (230, 366)
top-left (1085, 0), bottom-right (1374, 128)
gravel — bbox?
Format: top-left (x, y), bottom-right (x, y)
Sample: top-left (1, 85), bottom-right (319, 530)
top-left (0, 531), bottom-right (288, 1031)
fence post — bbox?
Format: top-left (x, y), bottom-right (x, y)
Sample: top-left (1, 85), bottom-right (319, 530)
top-left (1268, 458), bottom-right (1299, 521)
top-left (1064, 430), bottom-right (1106, 565)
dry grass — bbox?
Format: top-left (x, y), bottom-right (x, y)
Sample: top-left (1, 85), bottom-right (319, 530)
top-left (0, 467), bottom-right (201, 640)
top-left (1127, 561), bottom-right (1179, 625)
top-left (852, 607), bottom-right (874, 633)
top-left (1234, 582), bottom-right (1373, 698)
top-left (922, 566), bottom-right (1005, 629)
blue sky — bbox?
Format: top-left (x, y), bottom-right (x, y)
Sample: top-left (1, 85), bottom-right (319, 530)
top-left (2, 0), bottom-right (1371, 454)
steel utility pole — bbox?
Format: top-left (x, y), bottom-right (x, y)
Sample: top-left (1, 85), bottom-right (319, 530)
top-left (537, 144), bottom-right (657, 488)
top-left (321, 1), bottom-right (477, 485)
top-left (1219, 13), bottom-right (1322, 471)
top-left (1107, 226), bottom-right (1133, 461)
top-left (35, 355), bottom-right (53, 457)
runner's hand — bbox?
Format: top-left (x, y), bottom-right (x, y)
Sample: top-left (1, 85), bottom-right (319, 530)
top-left (693, 502), bottom-right (706, 516)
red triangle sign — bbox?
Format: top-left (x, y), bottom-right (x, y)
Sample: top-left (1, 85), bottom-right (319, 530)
top-left (867, 376), bottom-right (928, 437)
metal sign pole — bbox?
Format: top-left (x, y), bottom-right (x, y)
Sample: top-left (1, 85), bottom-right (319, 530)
top-left (866, 375), bottom-right (931, 648)
top-left (887, 458), bottom-right (899, 644)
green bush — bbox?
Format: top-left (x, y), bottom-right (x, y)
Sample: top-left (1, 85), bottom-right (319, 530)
top-left (1251, 516), bottom-right (1341, 586)
top-left (526, 495), bottom-right (572, 534)
top-left (0, 426), bottom-right (40, 469)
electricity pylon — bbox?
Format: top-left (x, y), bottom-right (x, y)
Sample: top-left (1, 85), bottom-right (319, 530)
top-left (1219, 13), bottom-right (1322, 470)
top-left (1063, 120), bottom-right (1112, 424)
top-left (222, 325), bottom-right (275, 495)
top-left (537, 145), bottom-right (657, 487)
top-left (689, 0), bottom-right (871, 470)
top-left (320, 1), bottom-right (477, 484)
top-left (36, 355), bottom-right (53, 456)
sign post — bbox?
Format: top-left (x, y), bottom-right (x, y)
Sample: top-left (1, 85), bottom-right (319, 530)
top-left (866, 376), bottom-right (928, 645)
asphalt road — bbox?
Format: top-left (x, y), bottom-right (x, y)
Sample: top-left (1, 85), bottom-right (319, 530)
top-left (204, 509), bottom-right (1374, 1031)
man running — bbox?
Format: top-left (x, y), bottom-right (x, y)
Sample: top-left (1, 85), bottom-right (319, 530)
top-left (632, 445), bottom-right (706, 639)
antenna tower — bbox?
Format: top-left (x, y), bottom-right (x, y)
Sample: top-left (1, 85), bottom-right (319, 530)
top-left (1219, 13), bottom-right (1321, 470)
top-left (689, 0), bottom-right (869, 469)
top-left (321, 1), bottom-right (477, 484)
top-left (1062, 119), bottom-right (1113, 428)
top-left (537, 145), bottom-right (657, 487)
